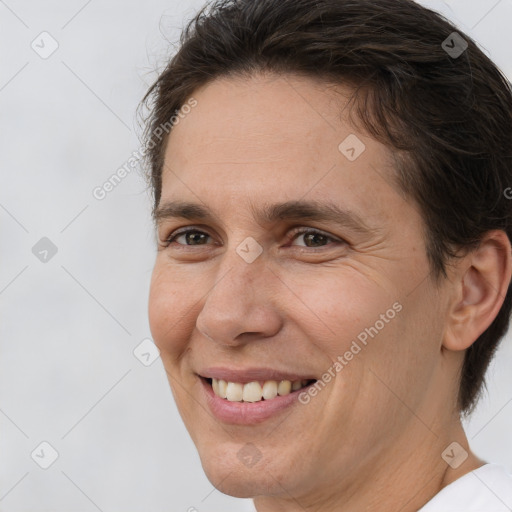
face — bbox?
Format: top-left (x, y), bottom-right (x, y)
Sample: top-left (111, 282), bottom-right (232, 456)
top-left (148, 73), bottom-right (452, 505)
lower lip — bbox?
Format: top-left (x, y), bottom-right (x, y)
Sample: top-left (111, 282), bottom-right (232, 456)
top-left (200, 377), bottom-right (312, 425)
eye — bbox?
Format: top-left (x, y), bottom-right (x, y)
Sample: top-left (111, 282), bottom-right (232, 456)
top-left (288, 228), bottom-right (343, 248)
top-left (162, 227), bottom-right (212, 247)
top-left (161, 226), bottom-right (343, 249)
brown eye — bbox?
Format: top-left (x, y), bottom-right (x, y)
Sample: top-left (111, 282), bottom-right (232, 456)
top-left (290, 228), bottom-right (342, 248)
top-left (165, 228), bottom-right (211, 246)
top-left (301, 232), bottom-right (330, 247)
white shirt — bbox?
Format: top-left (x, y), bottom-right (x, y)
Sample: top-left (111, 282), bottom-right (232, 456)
top-left (418, 463), bottom-right (512, 511)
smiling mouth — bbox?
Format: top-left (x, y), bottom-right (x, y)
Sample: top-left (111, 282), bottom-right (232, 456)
top-left (203, 377), bottom-right (317, 403)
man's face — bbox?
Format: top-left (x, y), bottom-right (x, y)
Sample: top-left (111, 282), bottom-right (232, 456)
top-left (148, 74), bottom-right (451, 502)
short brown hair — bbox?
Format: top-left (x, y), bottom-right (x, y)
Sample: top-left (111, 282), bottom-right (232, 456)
top-left (141, 0), bottom-right (512, 414)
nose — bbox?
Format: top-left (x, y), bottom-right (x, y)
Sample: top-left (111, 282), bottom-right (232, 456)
top-left (195, 249), bottom-right (282, 346)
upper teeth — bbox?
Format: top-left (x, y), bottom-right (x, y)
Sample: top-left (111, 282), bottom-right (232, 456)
top-left (211, 378), bottom-right (309, 402)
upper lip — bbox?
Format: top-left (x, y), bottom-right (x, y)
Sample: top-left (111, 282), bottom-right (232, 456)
top-left (198, 367), bottom-right (317, 384)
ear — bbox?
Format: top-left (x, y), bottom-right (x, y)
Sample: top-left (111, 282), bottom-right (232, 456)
top-left (443, 230), bottom-right (512, 352)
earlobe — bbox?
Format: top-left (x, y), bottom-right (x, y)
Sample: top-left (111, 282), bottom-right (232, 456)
top-left (443, 230), bottom-right (512, 352)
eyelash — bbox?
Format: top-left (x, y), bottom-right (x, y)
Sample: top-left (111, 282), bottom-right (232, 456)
top-left (162, 226), bottom-right (343, 249)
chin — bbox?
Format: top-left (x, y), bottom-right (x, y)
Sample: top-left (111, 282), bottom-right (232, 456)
top-left (197, 440), bottom-right (291, 499)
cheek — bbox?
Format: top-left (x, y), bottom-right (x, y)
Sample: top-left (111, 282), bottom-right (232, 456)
top-left (148, 262), bottom-right (197, 356)
top-left (282, 266), bottom-right (401, 357)
top-left (288, 266), bottom-right (435, 407)
top-left (343, 279), bottom-right (443, 422)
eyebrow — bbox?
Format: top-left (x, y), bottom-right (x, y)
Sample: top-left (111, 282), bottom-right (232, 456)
top-left (154, 199), bottom-right (378, 236)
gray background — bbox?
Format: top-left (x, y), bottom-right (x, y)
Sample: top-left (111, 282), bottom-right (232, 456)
top-left (0, 0), bottom-right (511, 511)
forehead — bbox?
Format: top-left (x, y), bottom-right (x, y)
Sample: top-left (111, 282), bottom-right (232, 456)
top-left (166, 73), bottom-right (361, 166)
top-left (160, 73), bottom-right (402, 225)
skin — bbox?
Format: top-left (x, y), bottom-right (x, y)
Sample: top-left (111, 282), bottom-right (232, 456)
top-left (148, 73), bottom-right (512, 512)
